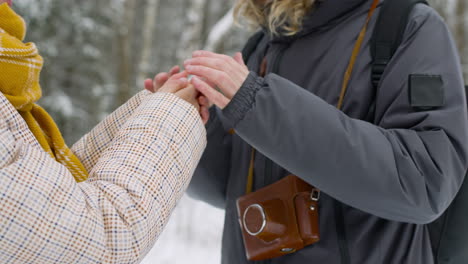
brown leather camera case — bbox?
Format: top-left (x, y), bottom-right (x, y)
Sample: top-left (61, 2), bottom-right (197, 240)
top-left (236, 175), bottom-right (320, 261)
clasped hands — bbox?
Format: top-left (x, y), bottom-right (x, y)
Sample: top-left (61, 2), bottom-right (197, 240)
top-left (144, 51), bottom-right (250, 124)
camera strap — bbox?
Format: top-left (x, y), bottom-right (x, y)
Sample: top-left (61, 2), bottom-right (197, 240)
top-left (245, 0), bottom-right (380, 195)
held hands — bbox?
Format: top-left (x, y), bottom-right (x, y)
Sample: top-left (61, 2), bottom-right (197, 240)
top-left (144, 67), bottom-right (210, 124)
top-left (145, 50), bottom-right (249, 123)
top-left (184, 51), bottom-right (250, 109)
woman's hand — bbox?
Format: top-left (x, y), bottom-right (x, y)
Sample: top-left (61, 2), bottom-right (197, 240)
top-left (184, 51), bottom-right (250, 109)
top-left (144, 65), bottom-right (181, 92)
top-left (144, 68), bottom-right (210, 124)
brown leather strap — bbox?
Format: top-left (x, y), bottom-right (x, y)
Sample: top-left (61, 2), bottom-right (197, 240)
top-left (246, 149), bottom-right (256, 194)
top-left (259, 57), bottom-right (268, 78)
top-left (245, 58), bottom-right (267, 194)
top-left (245, 0), bottom-right (380, 194)
top-left (337, 0), bottom-right (380, 110)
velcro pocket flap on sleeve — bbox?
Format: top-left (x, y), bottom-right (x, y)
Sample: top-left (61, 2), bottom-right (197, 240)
top-left (409, 74), bottom-right (445, 111)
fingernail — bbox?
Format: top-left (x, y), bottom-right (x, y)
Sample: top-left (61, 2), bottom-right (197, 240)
top-left (179, 77), bottom-right (188, 82)
top-left (186, 65), bottom-right (193, 71)
top-left (193, 51), bottom-right (201, 56)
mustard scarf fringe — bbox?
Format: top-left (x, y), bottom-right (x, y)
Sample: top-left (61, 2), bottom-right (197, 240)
top-left (0, 3), bottom-right (88, 182)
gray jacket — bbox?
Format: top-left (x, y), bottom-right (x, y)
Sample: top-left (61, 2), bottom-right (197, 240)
top-left (188, 0), bottom-right (468, 263)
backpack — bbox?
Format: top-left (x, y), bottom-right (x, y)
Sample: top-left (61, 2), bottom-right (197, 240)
top-left (241, 0), bottom-right (468, 263)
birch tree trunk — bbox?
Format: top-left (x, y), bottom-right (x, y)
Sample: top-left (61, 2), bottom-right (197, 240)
top-left (176, 0), bottom-right (208, 62)
top-left (116, 0), bottom-right (137, 106)
top-left (137, 0), bottom-right (161, 85)
top-left (204, 8), bottom-right (235, 52)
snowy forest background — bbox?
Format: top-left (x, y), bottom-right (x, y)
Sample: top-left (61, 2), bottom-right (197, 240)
top-left (13, 0), bottom-right (468, 263)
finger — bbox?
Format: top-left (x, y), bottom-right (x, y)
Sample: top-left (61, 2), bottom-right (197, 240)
top-left (169, 65), bottom-right (180, 76)
top-left (185, 65), bottom-right (237, 99)
top-left (191, 50), bottom-right (241, 72)
top-left (186, 57), bottom-right (247, 87)
top-left (183, 85), bottom-right (198, 98)
top-left (200, 105), bottom-right (210, 125)
top-left (192, 50), bottom-right (232, 62)
top-left (198, 95), bottom-right (209, 107)
top-left (199, 95), bottom-right (214, 109)
top-left (153, 66), bottom-right (182, 91)
top-left (160, 77), bottom-right (189, 93)
top-left (168, 70), bottom-right (189, 81)
top-left (233, 52), bottom-right (246, 66)
top-left (187, 54), bottom-right (248, 87)
top-left (154, 72), bottom-right (169, 90)
top-left (176, 85), bottom-right (200, 110)
top-left (201, 77), bottom-right (217, 90)
top-left (144, 79), bottom-right (155, 92)
top-left (184, 57), bottom-right (226, 72)
top-left (192, 76), bottom-right (230, 109)
top-left (192, 98), bottom-right (201, 112)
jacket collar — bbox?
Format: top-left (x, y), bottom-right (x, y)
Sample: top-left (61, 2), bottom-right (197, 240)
top-left (269, 0), bottom-right (370, 42)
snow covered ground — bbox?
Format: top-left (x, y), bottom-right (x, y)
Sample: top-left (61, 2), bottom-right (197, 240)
top-left (141, 195), bottom-right (225, 264)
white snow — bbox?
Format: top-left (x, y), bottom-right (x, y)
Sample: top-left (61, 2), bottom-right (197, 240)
top-left (141, 195), bottom-right (224, 264)
top-left (42, 91), bottom-right (80, 118)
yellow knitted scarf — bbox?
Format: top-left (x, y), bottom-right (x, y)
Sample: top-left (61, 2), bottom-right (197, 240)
top-left (0, 3), bottom-right (88, 182)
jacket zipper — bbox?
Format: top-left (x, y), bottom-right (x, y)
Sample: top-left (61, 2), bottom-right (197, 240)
top-left (267, 43), bottom-right (351, 264)
top-left (258, 44), bottom-right (287, 264)
top-left (335, 202), bottom-right (351, 264)
top-left (263, 44), bottom-right (287, 191)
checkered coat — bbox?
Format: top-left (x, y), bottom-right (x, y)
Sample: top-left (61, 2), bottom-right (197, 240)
top-left (0, 91), bottom-right (207, 263)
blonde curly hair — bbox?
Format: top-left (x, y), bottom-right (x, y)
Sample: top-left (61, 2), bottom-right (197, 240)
top-left (234, 0), bottom-right (316, 36)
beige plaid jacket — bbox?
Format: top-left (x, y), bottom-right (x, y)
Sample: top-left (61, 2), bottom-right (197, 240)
top-left (0, 91), bottom-right (207, 263)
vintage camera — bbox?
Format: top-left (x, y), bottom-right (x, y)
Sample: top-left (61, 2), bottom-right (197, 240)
top-left (236, 175), bottom-right (320, 261)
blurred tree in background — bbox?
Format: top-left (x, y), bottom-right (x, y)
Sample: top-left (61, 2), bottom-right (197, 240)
top-left (432, 0), bottom-right (467, 80)
top-left (16, 0), bottom-right (248, 144)
top-left (13, 1), bottom-right (468, 263)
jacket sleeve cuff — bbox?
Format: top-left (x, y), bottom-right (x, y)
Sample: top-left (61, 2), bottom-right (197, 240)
top-left (221, 71), bottom-right (264, 127)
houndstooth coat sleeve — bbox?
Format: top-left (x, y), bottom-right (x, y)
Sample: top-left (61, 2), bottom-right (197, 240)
top-left (0, 91), bottom-right (207, 263)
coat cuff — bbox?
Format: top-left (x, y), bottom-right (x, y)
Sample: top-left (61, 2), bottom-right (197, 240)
top-left (222, 71), bottom-right (264, 127)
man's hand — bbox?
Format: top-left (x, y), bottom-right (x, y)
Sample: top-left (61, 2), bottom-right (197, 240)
top-left (184, 51), bottom-right (249, 109)
top-left (145, 67), bottom-right (210, 124)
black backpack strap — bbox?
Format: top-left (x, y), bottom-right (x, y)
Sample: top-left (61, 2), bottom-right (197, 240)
top-left (371, 0), bottom-right (428, 88)
top-left (241, 31), bottom-right (265, 63)
top-left (366, 0), bottom-right (428, 122)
